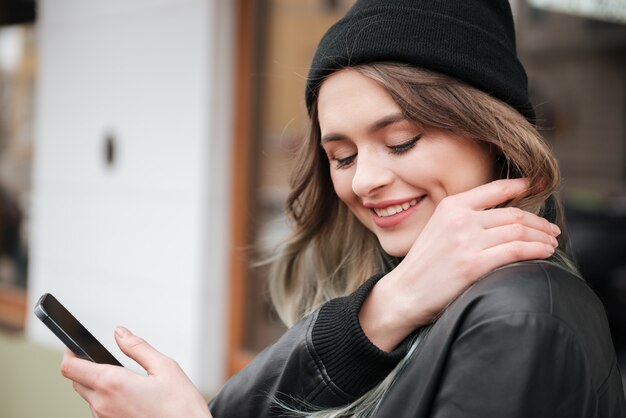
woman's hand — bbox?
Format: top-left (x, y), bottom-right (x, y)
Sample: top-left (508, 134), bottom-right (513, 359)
top-left (60, 327), bottom-right (213, 418)
top-left (359, 178), bottom-right (561, 351)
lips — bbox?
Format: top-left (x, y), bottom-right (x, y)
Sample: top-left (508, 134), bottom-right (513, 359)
top-left (369, 195), bottom-right (426, 228)
top-left (373, 198), bottom-right (420, 217)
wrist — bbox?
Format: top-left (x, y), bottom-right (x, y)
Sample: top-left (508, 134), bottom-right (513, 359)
top-left (358, 272), bottom-right (416, 352)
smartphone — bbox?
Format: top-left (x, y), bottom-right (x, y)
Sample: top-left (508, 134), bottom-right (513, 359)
top-left (34, 293), bottom-right (122, 366)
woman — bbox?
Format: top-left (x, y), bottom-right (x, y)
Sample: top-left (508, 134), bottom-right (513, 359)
top-left (60, 0), bottom-right (626, 417)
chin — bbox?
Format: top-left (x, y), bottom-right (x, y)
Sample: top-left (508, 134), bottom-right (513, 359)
top-left (378, 240), bottom-right (410, 258)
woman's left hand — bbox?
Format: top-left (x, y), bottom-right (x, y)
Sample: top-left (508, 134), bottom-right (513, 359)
top-left (60, 326), bottom-right (213, 418)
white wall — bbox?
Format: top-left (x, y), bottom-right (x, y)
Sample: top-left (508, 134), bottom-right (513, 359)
top-left (26, 0), bottom-right (233, 393)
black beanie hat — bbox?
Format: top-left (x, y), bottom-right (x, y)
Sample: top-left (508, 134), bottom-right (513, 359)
top-left (305, 0), bottom-right (535, 123)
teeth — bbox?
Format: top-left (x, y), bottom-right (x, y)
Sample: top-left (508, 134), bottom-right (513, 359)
top-left (374, 198), bottom-right (420, 217)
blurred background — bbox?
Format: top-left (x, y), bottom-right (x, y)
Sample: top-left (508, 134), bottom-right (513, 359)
top-left (0, 1), bottom-right (624, 417)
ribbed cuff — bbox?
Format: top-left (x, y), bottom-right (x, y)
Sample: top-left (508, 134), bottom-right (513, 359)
top-left (311, 273), bottom-right (411, 398)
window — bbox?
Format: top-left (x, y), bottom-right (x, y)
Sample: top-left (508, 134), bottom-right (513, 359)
top-left (227, 0), bottom-right (355, 376)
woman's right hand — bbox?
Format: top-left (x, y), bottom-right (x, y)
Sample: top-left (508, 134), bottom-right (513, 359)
top-left (359, 178), bottom-right (560, 351)
top-left (60, 327), bottom-right (212, 418)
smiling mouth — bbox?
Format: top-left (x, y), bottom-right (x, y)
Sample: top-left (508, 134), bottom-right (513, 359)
top-left (373, 196), bottom-right (425, 217)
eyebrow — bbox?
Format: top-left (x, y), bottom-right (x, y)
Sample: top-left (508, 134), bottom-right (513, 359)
top-left (320, 112), bottom-right (408, 144)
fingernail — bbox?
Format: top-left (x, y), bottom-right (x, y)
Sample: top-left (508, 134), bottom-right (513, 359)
top-left (546, 244), bottom-right (555, 254)
top-left (115, 326), bottom-right (131, 338)
top-left (551, 224), bottom-right (561, 235)
top-left (551, 236), bottom-right (558, 247)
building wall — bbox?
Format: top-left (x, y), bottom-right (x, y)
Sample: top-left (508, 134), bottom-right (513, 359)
top-left (25, 0), bottom-right (233, 394)
top-left (517, 2), bottom-right (626, 196)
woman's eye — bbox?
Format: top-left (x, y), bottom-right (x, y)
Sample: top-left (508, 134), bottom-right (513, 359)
top-left (334, 154), bottom-right (356, 169)
top-left (388, 134), bottom-right (422, 154)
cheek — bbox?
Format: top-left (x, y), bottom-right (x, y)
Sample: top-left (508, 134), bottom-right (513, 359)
top-left (330, 170), bottom-right (372, 224)
top-left (433, 153), bottom-right (495, 197)
top-left (330, 170), bottom-right (354, 204)
top-left (450, 162), bottom-right (495, 193)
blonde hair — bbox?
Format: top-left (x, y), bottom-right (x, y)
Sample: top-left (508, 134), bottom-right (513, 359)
top-left (269, 62), bottom-right (575, 328)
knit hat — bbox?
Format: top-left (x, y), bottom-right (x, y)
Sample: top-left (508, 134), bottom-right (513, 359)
top-left (305, 0), bottom-right (535, 123)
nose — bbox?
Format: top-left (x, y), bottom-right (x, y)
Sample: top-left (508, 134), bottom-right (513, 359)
top-left (351, 149), bottom-right (394, 197)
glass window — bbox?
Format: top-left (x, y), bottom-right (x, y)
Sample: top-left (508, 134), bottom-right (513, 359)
top-left (228, 0), bottom-right (355, 374)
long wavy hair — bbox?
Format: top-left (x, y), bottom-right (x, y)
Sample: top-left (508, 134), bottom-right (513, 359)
top-left (268, 62), bottom-right (578, 416)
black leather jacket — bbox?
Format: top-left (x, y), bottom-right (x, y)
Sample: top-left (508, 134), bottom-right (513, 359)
top-left (210, 261), bottom-right (626, 417)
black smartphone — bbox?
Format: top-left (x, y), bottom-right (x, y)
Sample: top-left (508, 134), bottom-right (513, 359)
top-left (34, 293), bottom-right (122, 366)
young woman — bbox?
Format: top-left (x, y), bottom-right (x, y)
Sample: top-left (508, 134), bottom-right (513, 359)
top-left (60, 0), bottom-right (626, 417)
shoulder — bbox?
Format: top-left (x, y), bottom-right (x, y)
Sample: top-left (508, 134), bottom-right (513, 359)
top-left (438, 260), bottom-right (617, 391)
top-left (387, 262), bottom-right (625, 417)
top-left (453, 260), bottom-right (611, 347)
top-left (449, 260), bottom-right (599, 323)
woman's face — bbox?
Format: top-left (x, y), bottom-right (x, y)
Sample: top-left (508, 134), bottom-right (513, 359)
top-left (318, 69), bottom-right (495, 257)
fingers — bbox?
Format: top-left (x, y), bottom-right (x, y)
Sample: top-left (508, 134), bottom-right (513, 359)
top-left (456, 178), bottom-right (529, 210)
top-left (72, 379), bottom-right (96, 403)
top-left (71, 382), bottom-right (102, 418)
top-left (61, 349), bottom-right (106, 389)
top-left (476, 205), bottom-right (560, 263)
top-left (479, 206), bottom-right (559, 235)
top-left (477, 206), bottom-right (560, 251)
top-left (480, 241), bottom-right (556, 273)
top-left (481, 223), bottom-right (558, 251)
top-left (115, 326), bottom-right (169, 375)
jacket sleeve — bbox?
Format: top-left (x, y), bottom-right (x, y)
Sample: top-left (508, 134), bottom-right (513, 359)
top-left (430, 312), bottom-right (597, 418)
top-left (209, 274), bottom-right (411, 418)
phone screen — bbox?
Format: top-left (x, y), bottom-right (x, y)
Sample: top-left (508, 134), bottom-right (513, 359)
top-left (35, 293), bottom-right (122, 366)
